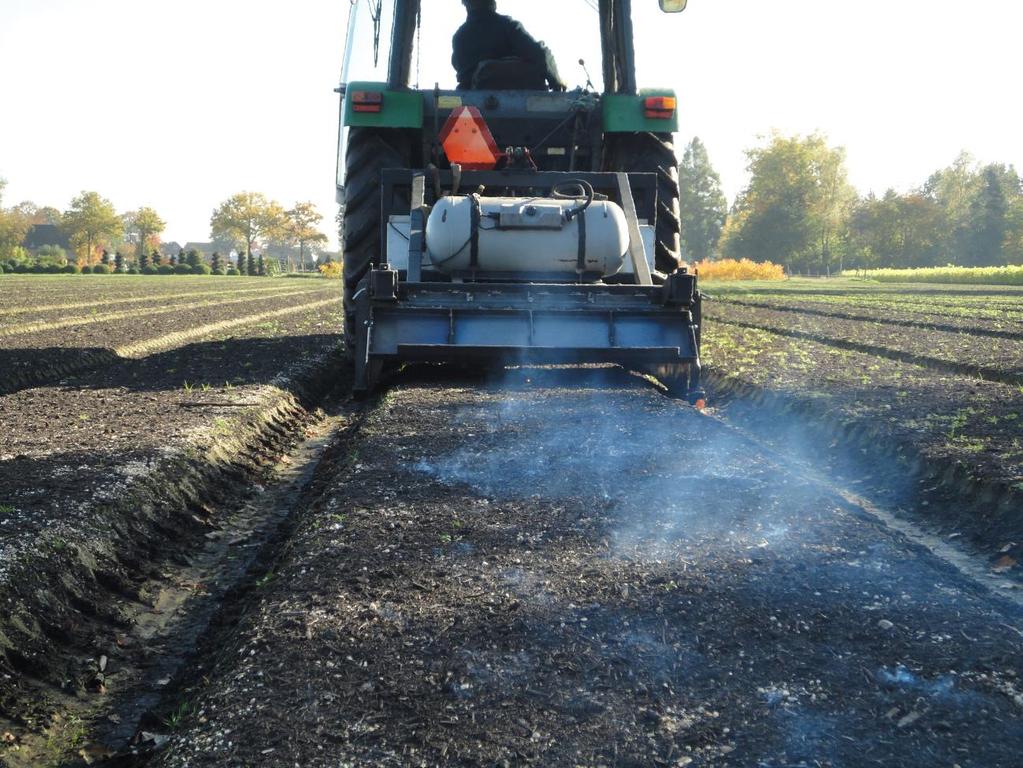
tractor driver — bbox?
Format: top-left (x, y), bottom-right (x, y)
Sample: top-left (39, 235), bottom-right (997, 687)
top-left (452, 0), bottom-right (566, 91)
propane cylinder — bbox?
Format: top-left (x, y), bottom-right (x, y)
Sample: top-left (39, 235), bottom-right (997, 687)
top-left (424, 194), bottom-right (628, 277)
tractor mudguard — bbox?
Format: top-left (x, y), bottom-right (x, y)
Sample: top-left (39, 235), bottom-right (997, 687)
top-left (602, 89), bottom-right (679, 133)
top-left (341, 81), bottom-right (424, 129)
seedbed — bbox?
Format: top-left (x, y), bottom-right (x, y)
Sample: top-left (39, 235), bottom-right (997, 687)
top-left (1, 283), bottom-right (338, 394)
top-left (714, 295), bottom-right (1023, 338)
top-left (704, 302), bottom-right (1023, 383)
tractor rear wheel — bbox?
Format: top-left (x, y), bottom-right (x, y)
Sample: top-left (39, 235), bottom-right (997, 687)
top-left (604, 132), bottom-right (683, 275)
top-left (341, 128), bottom-right (411, 360)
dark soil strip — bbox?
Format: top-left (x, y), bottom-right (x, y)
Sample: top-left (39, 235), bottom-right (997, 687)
top-left (715, 297), bottom-right (1023, 342)
top-left (0, 348), bottom-right (120, 396)
top-left (709, 315), bottom-right (1023, 387)
top-left (705, 369), bottom-right (1023, 570)
top-left (0, 297), bottom-right (337, 397)
top-left (0, 349), bottom-right (345, 756)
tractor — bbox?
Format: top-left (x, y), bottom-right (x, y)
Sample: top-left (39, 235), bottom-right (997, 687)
top-left (336, 0), bottom-right (704, 404)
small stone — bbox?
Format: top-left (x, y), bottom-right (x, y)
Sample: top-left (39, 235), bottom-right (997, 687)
top-left (878, 619), bottom-right (894, 630)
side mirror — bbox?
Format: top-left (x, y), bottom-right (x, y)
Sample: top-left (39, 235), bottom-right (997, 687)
top-left (659, 0), bottom-right (687, 11)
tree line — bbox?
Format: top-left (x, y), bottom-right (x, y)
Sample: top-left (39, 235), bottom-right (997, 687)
top-left (677, 136), bottom-right (1023, 274)
top-left (0, 180), bottom-right (331, 275)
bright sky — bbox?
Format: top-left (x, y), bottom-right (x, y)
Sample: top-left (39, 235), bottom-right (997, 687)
top-left (1, 0), bottom-right (1019, 249)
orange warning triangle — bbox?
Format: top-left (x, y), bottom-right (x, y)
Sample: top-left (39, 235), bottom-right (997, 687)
top-left (439, 107), bottom-right (502, 170)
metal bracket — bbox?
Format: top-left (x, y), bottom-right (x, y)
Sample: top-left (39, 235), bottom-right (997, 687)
top-left (616, 172), bottom-right (652, 286)
top-left (407, 172), bottom-right (426, 282)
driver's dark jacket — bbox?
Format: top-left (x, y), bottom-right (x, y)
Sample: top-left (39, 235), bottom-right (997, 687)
top-left (452, 10), bottom-right (561, 90)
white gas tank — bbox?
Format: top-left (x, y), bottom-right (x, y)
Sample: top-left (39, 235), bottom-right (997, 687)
top-left (425, 194), bottom-right (628, 277)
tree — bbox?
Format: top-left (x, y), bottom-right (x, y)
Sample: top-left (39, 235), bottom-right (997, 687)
top-left (211, 251), bottom-right (223, 272)
top-left (125, 207), bottom-right (166, 260)
top-left (209, 192), bottom-right (280, 257)
top-left (246, 251), bottom-right (256, 276)
top-left (139, 248), bottom-right (150, 270)
top-left (720, 133), bottom-right (855, 274)
top-left (258, 201), bottom-right (291, 271)
top-left (114, 251), bottom-right (125, 272)
top-left (186, 249), bottom-right (202, 268)
top-left (287, 201), bottom-right (329, 272)
top-left (677, 138), bottom-right (727, 262)
top-left (62, 191), bottom-right (122, 265)
top-left (257, 254), bottom-right (266, 276)
top-left (965, 164), bottom-right (1014, 266)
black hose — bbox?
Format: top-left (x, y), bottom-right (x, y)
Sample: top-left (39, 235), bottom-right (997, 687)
top-left (552, 179), bottom-right (594, 221)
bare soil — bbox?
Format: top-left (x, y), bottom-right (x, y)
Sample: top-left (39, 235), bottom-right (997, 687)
top-left (149, 369), bottom-right (1023, 768)
top-left (0, 277), bottom-right (343, 759)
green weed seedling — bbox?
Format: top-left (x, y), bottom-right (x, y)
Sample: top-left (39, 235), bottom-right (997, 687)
top-left (163, 701), bottom-right (191, 730)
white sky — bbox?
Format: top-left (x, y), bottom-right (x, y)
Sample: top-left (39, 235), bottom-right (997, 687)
top-left (1, 0), bottom-right (1020, 249)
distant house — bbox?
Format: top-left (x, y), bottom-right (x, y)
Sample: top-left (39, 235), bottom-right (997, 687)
top-left (23, 224), bottom-right (71, 252)
top-left (158, 241), bottom-right (183, 258)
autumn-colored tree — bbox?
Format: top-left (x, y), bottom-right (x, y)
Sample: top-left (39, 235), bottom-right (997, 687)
top-left (0, 196), bottom-right (32, 263)
top-left (287, 201), bottom-right (329, 272)
top-left (124, 207), bottom-right (166, 260)
top-left (259, 201), bottom-right (291, 272)
top-left (62, 191), bottom-right (122, 265)
top-left (210, 192), bottom-right (281, 257)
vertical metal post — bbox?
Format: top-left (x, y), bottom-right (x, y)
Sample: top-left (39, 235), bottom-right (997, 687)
top-left (407, 172), bottom-right (426, 282)
top-left (388, 0), bottom-right (420, 89)
top-left (598, 0), bottom-right (616, 93)
top-left (615, 0), bottom-right (638, 94)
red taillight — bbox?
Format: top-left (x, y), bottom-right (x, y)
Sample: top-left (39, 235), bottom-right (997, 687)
top-left (352, 90), bottom-right (383, 113)
top-left (644, 95), bottom-right (676, 119)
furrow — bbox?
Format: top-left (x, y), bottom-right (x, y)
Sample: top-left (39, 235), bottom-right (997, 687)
top-left (708, 315), bottom-right (1023, 387)
top-left (0, 284), bottom-right (319, 318)
top-left (0, 288), bottom-right (331, 337)
top-left (715, 298), bottom-right (1023, 341)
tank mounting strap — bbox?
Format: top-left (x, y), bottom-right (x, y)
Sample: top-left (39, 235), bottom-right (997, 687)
top-left (616, 172), bottom-right (653, 286)
top-left (576, 209), bottom-right (587, 276)
top-left (469, 194), bottom-right (481, 270)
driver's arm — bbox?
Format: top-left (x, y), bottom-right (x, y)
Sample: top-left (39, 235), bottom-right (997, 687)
top-left (504, 19), bottom-right (566, 91)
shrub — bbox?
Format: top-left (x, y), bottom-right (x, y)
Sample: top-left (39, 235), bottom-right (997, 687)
top-left (174, 263), bottom-right (193, 274)
top-left (319, 261), bottom-right (342, 279)
top-left (80, 265), bottom-right (93, 274)
top-left (226, 267), bottom-right (240, 276)
top-left (211, 267), bottom-right (226, 276)
top-left (157, 264), bottom-right (174, 275)
top-left (841, 264), bottom-right (1023, 285)
top-left (0, 264), bottom-right (5, 274)
top-left (92, 263), bottom-right (110, 274)
top-left (29, 263), bottom-right (44, 273)
top-left (191, 263), bottom-right (212, 275)
top-left (127, 266), bottom-right (139, 274)
top-left (44, 264), bottom-right (62, 274)
top-left (141, 265), bottom-right (158, 275)
top-left (694, 258), bottom-right (785, 281)
top-left (62, 264), bottom-right (80, 274)
top-left (12, 263), bottom-right (29, 273)
top-left (36, 244), bottom-right (67, 266)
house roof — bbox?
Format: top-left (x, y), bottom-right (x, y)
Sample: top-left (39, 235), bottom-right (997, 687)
top-left (23, 224), bottom-right (70, 250)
